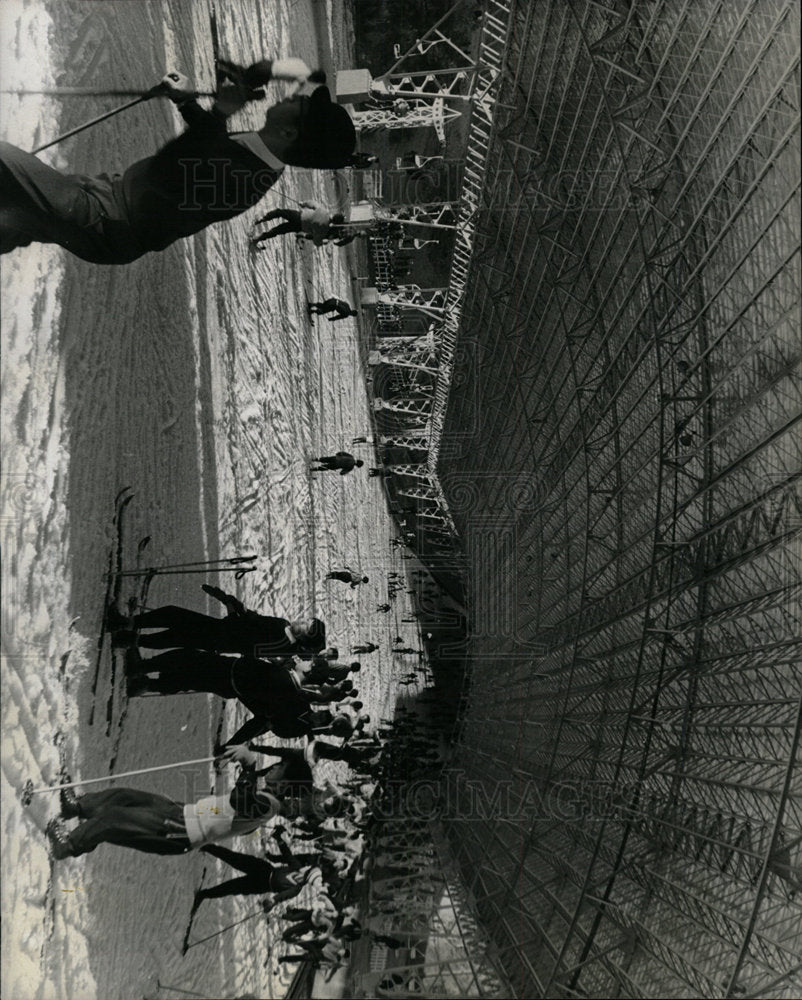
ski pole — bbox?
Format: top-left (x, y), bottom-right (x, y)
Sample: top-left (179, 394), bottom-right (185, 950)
top-left (113, 565), bottom-right (256, 579)
top-left (21, 757), bottom-right (216, 805)
top-left (184, 908), bottom-right (263, 950)
top-left (4, 87), bottom-right (216, 98)
top-left (32, 83), bottom-right (167, 153)
top-left (110, 554), bottom-right (257, 576)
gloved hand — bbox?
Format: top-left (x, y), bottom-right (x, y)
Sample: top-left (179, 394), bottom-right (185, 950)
top-left (214, 82), bottom-right (264, 117)
top-left (234, 57), bottom-right (315, 88)
top-left (160, 71), bottom-right (195, 103)
top-left (215, 744), bottom-right (259, 770)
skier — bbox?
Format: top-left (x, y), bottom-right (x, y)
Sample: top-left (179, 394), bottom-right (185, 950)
top-left (310, 452), bottom-right (363, 475)
top-left (111, 583), bottom-right (326, 659)
top-left (307, 297), bottom-right (359, 322)
top-left (252, 201), bottom-right (333, 247)
top-left (351, 642), bottom-right (378, 654)
top-left (325, 568), bottom-right (369, 588)
top-left (1, 60), bottom-right (355, 263)
top-left (182, 844), bottom-right (315, 957)
top-left (44, 749), bottom-right (344, 860)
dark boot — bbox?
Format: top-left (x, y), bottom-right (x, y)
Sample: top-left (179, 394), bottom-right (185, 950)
top-left (112, 628), bottom-right (136, 648)
top-left (46, 819), bottom-right (74, 860)
top-left (59, 780), bottom-right (81, 819)
top-left (105, 604), bottom-right (130, 631)
top-left (123, 646), bottom-right (144, 675)
top-left (126, 673), bottom-right (152, 698)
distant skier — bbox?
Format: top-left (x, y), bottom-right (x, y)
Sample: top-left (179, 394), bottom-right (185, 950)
top-left (252, 201), bottom-right (334, 247)
top-left (352, 642), bottom-right (378, 654)
top-left (311, 452), bottom-right (363, 475)
top-left (325, 567), bottom-right (369, 589)
top-left (307, 297), bottom-right (358, 322)
top-left (182, 845), bottom-right (315, 954)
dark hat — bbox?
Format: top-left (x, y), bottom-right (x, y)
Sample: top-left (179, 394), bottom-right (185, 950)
top-left (296, 86), bottom-right (356, 168)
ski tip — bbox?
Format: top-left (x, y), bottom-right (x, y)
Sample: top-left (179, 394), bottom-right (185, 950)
top-left (113, 493), bottom-right (134, 524)
top-left (137, 536), bottom-right (152, 552)
top-left (114, 485), bottom-right (134, 504)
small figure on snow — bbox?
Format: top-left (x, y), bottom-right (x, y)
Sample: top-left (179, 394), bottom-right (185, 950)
top-left (325, 567), bottom-right (369, 589)
top-left (310, 452), bottom-right (363, 475)
top-left (307, 297), bottom-right (358, 322)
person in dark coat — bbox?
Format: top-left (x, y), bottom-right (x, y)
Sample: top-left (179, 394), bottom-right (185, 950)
top-left (125, 648), bottom-right (347, 747)
top-left (300, 657), bottom-right (361, 685)
top-left (1, 62), bottom-right (355, 263)
top-left (325, 568), bottom-right (369, 588)
top-left (112, 583), bottom-right (325, 659)
top-left (308, 297), bottom-right (358, 321)
top-left (311, 452), bottom-right (363, 474)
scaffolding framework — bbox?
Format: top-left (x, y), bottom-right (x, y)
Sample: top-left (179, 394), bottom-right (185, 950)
top-left (364, 0), bottom-right (516, 554)
top-left (352, 96), bottom-right (462, 143)
top-left (434, 0), bottom-right (802, 997)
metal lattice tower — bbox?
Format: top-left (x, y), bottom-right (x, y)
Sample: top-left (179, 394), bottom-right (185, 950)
top-left (380, 431), bottom-right (431, 450)
top-left (372, 203), bottom-right (460, 232)
top-left (370, 347), bottom-right (440, 375)
top-left (352, 97), bottom-right (462, 143)
top-left (374, 396), bottom-right (435, 418)
top-left (433, 0), bottom-right (802, 997)
top-left (385, 464), bottom-right (434, 479)
top-left (371, 285), bottom-right (451, 320)
top-left (375, 332), bottom-right (436, 350)
top-left (352, 7), bottom-right (504, 139)
top-left (361, 0), bottom-right (516, 553)
top-left (397, 486), bottom-right (446, 508)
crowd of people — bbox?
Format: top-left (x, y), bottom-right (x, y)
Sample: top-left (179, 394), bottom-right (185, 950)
top-left (39, 555), bottom-right (442, 978)
top-left (4, 44), bottom-right (455, 982)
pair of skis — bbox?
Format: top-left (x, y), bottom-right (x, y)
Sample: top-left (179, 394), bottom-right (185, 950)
top-left (89, 488), bottom-right (258, 729)
top-left (88, 487), bottom-right (153, 734)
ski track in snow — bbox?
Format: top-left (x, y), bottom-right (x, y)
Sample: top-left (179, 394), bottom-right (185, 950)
top-left (1, 2), bottom-right (425, 998)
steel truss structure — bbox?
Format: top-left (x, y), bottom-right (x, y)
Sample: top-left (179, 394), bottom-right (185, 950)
top-left (352, 97), bottom-right (461, 143)
top-left (435, 0), bottom-right (801, 997)
top-left (364, 0), bottom-right (515, 551)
